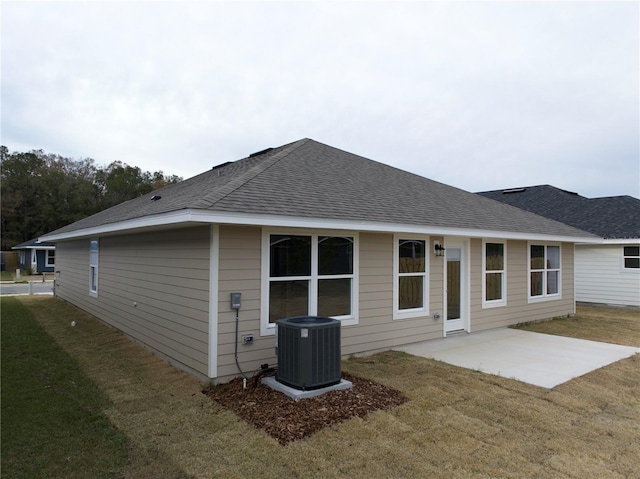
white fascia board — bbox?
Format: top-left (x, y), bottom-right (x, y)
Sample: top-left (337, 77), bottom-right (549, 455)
top-left (40, 208), bottom-right (601, 244)
top-left (40, 210), bottom-right (208, 241)
top-left (600, 238), bottom-right (640, 245)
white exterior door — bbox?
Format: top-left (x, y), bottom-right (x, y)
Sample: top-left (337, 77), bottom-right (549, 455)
top-left (31, 250), bottom-right (38, 273)
top-left (444, 238), bottom-right (469, 334)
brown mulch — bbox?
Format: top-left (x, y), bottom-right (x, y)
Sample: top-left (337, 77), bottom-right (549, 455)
top-left (202, 372), bottom-right (408, 445)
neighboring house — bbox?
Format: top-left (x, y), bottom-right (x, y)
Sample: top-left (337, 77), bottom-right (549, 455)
top-left (12, 238), bottom-right (56, 274)
top-left (478, 185), bottom-right (640, 307)
top-left (41, 139), bottom-right (598, 383)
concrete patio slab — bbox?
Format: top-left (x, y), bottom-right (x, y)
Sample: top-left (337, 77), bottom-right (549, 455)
top-left (394, 328), bottom-right (640, 389)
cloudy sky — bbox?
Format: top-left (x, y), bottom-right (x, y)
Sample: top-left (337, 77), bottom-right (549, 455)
top-left (2, 1), bottom-right (638, 198)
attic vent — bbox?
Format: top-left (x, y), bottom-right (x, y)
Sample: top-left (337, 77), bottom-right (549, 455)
top-left (211, 161), bottom-right (233, 171)
top-left (150, 195), bottom-right (162, 201)
top-left (249, 147), bottom-right (274, 158)
top-left (502, 188), bottom-right (526, 194)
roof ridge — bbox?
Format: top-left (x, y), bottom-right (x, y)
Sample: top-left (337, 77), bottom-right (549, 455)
top-left (191, 139), bottom-right (309, 209)
top-left (589, 194), bottom-right (640, 201)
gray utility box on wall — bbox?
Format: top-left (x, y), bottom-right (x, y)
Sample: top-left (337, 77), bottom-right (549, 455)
top-left (275, 316), bottom-right (341, 391)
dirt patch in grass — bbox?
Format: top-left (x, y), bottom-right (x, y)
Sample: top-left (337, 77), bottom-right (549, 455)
top-left (203, 372), bottom-right (407, 445)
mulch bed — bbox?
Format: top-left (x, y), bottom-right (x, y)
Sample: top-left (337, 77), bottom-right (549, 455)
top-left (202, 372), bottom-right (408, 445)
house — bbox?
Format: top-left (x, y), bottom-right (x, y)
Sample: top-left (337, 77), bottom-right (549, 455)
top-left (12, 238), bottom-right (56, 274)
top-left (478, 185), bottom-right (640, 307)
top-left (40, 139), bottom-right (599, 383)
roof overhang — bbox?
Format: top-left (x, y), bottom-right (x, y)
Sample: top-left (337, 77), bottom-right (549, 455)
top-left (12, 244), bottom-right (56, 250)
top-left (599, 238), bottom-right (640, 245)
top-left (39, 209), bottom-right (602, 244)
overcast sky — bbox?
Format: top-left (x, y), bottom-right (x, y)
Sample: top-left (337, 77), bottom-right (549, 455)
top-left (2, 1), bottom-right (638, 199)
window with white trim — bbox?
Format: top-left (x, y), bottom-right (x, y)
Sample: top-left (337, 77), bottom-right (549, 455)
top-left (623, 246), bottom-right (639, 269)
top-left (46, 250), bottom-right (55, 267)
top-left (393, 236), bottom-right (428, 319)
top-left (261, 232), bottom-right (358, 334)
top-left (89, 239), bottom-right (99, 297)
top-left (529, 244), bottom-right (560, 300)
top-left (483, 241), bottom-right (506, 307)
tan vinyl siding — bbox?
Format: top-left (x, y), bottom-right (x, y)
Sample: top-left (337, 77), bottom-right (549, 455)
top-left (430, 237), bottom-right (445, 320)
top-left (470, 239), bottom-right (575, 331)
top-left (217, 230), bottom-right (578, 383)
top-left (54, 226), bottom-right (210, 378)
top-left (216, 225), bottom-right (265, 379)
top-left (215, 229), bottom-right (446, 382)
top-left (56, 222), bottom-right (581, 385)
top-left (343, 233), bottom-right (444, 356)
top-left (575, 244), bottom-right (640, 307)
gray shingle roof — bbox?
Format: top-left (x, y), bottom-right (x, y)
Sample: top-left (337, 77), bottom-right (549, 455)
top-left (44, 139), bottom-right (594, 239)
top-left (478, 185), bottom-right (640, 239)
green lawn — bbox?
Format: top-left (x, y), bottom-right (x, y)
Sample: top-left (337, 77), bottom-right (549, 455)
top-left (1, 271), bottom-right (14, 281)
top-left (0, 297), bottom-right (130, 479)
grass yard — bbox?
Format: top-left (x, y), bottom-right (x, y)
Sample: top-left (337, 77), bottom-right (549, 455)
top-left (0, 297), bottom-right (129, 479)
top-left (514, 304), bottom-right (640, 347)
top-left (2, 297), bottom-right (639, 478)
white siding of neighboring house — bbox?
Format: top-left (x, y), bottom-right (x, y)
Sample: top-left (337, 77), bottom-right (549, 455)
top-left (575, 244), bottom-right (640, 307)
top-left (54, 226), bottom-right (211, 379)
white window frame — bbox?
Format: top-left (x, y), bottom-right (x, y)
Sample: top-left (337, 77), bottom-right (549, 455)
top-left (393, 235), bottom-right (429, 320)
top-left (482, 240), bottom-right (507, 308)
top-left (89, 239), bottom-right (99, 297)
top-left (528, 243), bottom-right (561, 302)
top-left (46, 249), bottom-right (55, 267)
top-left (622, 245), bottom-right (640, 271)
top-left (260, 229), bottom-right (359, 336)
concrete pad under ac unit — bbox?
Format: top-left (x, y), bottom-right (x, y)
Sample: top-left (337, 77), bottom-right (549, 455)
top-left (262, 376), bottom-right (353, 400)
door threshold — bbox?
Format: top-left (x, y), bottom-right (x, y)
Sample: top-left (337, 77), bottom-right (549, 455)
top-left (446, 329), bottom-right (467, 336)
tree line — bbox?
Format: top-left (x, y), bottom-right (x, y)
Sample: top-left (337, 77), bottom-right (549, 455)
top-left (1, 146), bottom-right (182, 250)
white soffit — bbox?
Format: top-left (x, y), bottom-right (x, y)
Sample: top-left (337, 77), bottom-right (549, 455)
top-left (40, 209), bottom-right (602, 244)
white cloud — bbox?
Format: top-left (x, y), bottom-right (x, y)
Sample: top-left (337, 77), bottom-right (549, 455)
top-left (2, 1), bottom-right (638, 198)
